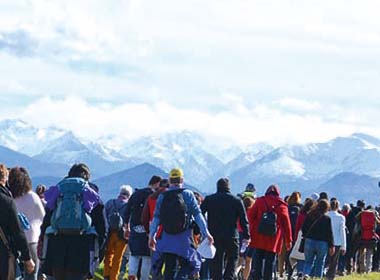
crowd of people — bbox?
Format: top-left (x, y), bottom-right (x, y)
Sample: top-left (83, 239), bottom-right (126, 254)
top-left (0, 162), bottom-right (380, 280)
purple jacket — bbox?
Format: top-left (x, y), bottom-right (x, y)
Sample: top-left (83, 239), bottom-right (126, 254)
top-left (45, 181), bottom-right (100, 213)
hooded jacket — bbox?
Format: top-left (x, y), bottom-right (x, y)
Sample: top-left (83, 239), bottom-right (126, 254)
top-left (247, 185), bottom-right (292, 253)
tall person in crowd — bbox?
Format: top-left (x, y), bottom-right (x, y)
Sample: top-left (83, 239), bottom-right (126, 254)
top-left (103, 185), bottom-right (132, 280)
top-left (40, 163), bottom-right (106, 280)
top-left (149, 168), bottom-right (214, 280)
top-left (0, 164), bottom-right (35, 280)
top-left (8, 167), bottom-right (45, 280)
top-left (248, 184), bottom-right (292, 280)
top-left (302, 199), bottom-right (334, 280)
top-left (201, 178), bottom-right (250, 280)
top-left (326, 199), bottom-right (346, 280)
top-left (124, 176), bottom-right (162, 280)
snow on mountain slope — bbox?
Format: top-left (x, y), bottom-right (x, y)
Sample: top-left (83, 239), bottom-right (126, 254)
top-left (122, 131), bottom-right (223, 186)
top-left (34, 132), bottom-right (141, 178)
top-left (0, 119), bottom-right (66, 156)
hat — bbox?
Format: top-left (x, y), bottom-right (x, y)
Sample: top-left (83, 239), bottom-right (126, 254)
top-left (197, 238), bottom-right (216, 259)
top-left (310, 193), bottom-right (319, 201)
top-left (169, 168), bottom-right (184, 179)
top-left (245, 183), bottom-right (256, 192)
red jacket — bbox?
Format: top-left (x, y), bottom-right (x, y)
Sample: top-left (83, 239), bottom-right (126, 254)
top-left (141, 188), bottom-right (166, 234)
top-left (295, 212), bottom-right (307, 238)
top-left (248, 193), bottom-right (292, 253)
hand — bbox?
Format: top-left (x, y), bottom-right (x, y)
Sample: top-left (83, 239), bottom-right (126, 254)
top-left (124, 228), bottom-right (130, 240)
top-left (149, 236), bottom-right (156, 251)
top-left (340, 249), bottom-right (346, 256)
top-left (24, 259), bottom-right (35, 274)
top-left (286, 241), bottom-right (292, 252)
top-left (329, 247), bottom-right (335, 256)
top-left (243, 238), bottom-right (251, 245)
top-left (207, 233), bottom-right (214, 245)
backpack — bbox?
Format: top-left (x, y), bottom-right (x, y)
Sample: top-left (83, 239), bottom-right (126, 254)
top-left (258, 198), bottom-right (279, 237)
top-left (160, 188), bottom-right (188, 234)
top-left (108, 199), bottom-right (126, 231)
top-left (50, 178), bottom-right (92, 235)
top-left (360, 211), bottom-right (376, 241)
top-left (129, 188), bottom-right (153, 226)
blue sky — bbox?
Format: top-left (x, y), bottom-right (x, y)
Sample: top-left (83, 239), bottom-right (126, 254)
top-left (0, 0), bottom-right (380, 146)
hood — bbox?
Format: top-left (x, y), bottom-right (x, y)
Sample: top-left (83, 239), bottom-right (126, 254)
top-left (265, 185), bottom-right (280, 197)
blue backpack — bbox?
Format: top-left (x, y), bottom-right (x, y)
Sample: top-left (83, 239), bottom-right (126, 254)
top-left (50, 178), bottom-right (92, 235)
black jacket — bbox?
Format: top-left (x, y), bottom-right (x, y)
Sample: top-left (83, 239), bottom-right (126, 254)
top-left (201, 190), bottom-right (250, 240)
top-left (302, 213), bottom-right (334, 248)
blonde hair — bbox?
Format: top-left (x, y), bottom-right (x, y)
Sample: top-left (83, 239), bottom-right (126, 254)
top-left (287, 191), bottom-right (302, 206)
top-left (0, 164), bottom-right (8, 182)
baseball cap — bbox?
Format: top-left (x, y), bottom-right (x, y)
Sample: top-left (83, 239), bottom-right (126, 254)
top-left (169, 168), bottom-right (184, 179)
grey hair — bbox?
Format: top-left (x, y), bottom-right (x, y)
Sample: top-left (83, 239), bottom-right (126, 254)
top-left (120, 184), bottom-right (133, 197)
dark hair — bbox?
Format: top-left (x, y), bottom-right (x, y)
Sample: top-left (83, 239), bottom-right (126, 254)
top-left (149, 175), bottom-right (162, 186)
top-left (159, 179), bottom-right (170, 188)
top-left (357, 200), bottom-right (365, 208)
top-left (319, 192), bottom-right (328, 201)
top-left (217, 178), bottom-right (230, 192)
top-left (68, 163), bottom-right (90, 180)
top-left (8, 167), bottom-right (32, 198)
top-left (308, 199), bottom-right (330, 220)
top-left (35, 184), bottom-right (46, 195)
top-left (330, 199), bottom-right (340, 211)
top-left (301, 198), bottom-right (316, 214)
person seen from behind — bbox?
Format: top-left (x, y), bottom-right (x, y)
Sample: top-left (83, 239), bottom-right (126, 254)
top-left (0, 163), bottom-right (35, 280)
top-left (326, 199), bottom-right (346, 280)
top-left (124, 175), bottom-right (162, 280)
top-left (247, 184), bottom-right (292, 280)
top-left (301, 199), bottom-right (334, 280)
top-left (149, 168), bottom-right (214, 280)
top-left (201, 178), bottom-right (250, 280)
top-left (103, 185), bottom-right (132, 280)
top-left (8, 167), bottom-right (45, 280)
top-left (355, 205), bottom-right (380, 274)
top-left (40, 163), bottom-right (105, 280)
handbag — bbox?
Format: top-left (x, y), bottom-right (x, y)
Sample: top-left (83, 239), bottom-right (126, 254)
top-left (290, 230), bottom-right (305, 261)
top-left (0, 225), bottom-right (16, 280)
top-left (298, 215), bottom-right (323, 253)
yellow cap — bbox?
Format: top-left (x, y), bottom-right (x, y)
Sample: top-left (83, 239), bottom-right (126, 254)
top-left (169, 168), bottom-right (184, 179)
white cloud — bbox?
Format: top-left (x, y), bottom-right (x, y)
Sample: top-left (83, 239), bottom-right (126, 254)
top-left (2, 96), bottom-right (378, 149)
top-left (1, 0), bottom-right (380, 138)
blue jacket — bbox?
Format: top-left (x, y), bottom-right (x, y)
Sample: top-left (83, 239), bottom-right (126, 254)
top-left (150, 186), bottom-right (209, 258)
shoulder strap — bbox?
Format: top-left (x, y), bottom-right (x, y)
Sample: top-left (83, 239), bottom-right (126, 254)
top-left (0, 225), bottom-right (11, 251)
top-left (305, 215), bottom-right (323, 237)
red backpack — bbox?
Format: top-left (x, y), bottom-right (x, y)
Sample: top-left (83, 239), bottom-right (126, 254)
top-left (360, 211), bottom-right (376, 241)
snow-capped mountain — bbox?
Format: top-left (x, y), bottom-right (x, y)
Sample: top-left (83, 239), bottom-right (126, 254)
top-left (0, 119), bottom-right (66, 156)
top-left (227, 133), bottom-right (380, 195)
top-left (223, 143), bottom-right (274, 175)
top-left (122, 131), bottom-right (224, 186)
top-left (34, 132), bottom-right (141, 178)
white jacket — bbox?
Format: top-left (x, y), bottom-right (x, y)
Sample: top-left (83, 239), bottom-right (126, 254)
top-left (328, 210), bottom-right (346, 251)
